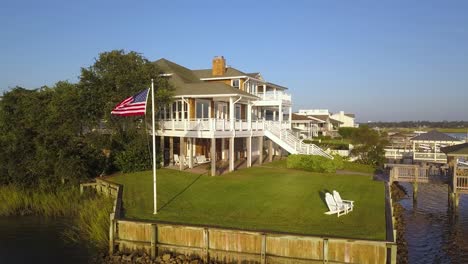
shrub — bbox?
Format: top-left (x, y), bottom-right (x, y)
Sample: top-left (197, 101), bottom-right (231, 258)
top-left (286, 154), bottom-right (341, 173)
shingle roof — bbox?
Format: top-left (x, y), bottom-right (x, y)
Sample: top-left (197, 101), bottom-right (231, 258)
top-left (193, 67), bottom-right (288, 90)
top-left (154, 59), bottom-right (256, 98)
top-left (292, 113), bottom-right (312, 121)
top-left (442, 143), bottom-right (468, 156)
top-left (192, 67), bottom-right (247, 79)
top-left (411, 130), bottom-right (460, 142)
top-left (329, 118), bottom-right (344, 125)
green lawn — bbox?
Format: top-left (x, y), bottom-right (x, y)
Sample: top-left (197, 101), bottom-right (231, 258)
top-left (108, 166), bottom-right (386, 240)
top-left (342, 161), bottom-right (376, 174)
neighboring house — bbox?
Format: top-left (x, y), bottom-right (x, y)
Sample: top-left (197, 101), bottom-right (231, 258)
top-left (154, 56), bottom-right (331, 176)
top-left (291, 114), bottom-right (322, 139)
top-left (330, 111), bottom-right (356, 128)
top-left (410, 130), bottom-right (464, 163)
top-left (296, 109), bottom-right (343, 137)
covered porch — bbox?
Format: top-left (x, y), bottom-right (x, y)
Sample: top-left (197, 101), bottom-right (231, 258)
top-left (157, 136), bottom-right (283, 176)
top-left (411, 130), bottom-right (463, 163)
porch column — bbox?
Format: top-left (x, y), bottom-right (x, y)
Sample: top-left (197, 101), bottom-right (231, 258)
top-left (160, 136), bottom-right (165, 167)
top-left (263, 109), bottom-right (266, 120)
top-left (273, 111), bottom-right (276, 121)
top-left (247, 136), bottom-right (252, 168)
top-left (221, 138), bottom-right (225, 160)
top-left (179, 137), bottom-right (185, 170)
top-left (193, 138), bottom-right (197, 157)
top-left (211, 138), bottom-right (216, 176)
top-left (268, 139), bottom-right (273, 162)
top-left (169, 137), bottom-right (174, 165)
top-left (247, 102), bottom-right (252, 130)
top-left (188, 138), bottom-right (193, 169)
top-left (412, 141), bottom-right (416, 161)
top-left (262, 84), bottom-right (266, 100)
top-left (289, 106), bottom-right (292, 129)
top-left (229, 137), bottom-right (235, 172)
top-left (279, 104), bottom-right (283, 123)
top-left (229, 97), bottom-right (235, 131)
top-left (434, 142), bottom-right (437, 161)
top-left (258, 136), bottom-right (263, 165)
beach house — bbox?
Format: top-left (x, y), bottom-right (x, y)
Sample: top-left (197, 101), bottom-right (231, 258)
top-left (154, 56), bottom-right (331, 176)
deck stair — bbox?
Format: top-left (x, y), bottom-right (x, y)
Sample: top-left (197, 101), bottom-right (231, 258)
top-left (264, 121), bottom-right (333, 159)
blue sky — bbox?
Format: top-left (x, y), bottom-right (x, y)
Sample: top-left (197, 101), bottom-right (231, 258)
top-left (1, 0), bottom-right (467, 122)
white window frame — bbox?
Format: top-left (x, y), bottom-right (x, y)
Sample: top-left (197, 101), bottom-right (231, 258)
top-left (195, 99), bottom-right (211, 119)
top-left (231, 79), bottom-right (240, 89)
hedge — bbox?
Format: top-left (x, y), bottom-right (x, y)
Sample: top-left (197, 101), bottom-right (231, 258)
top-left (286, 154), bottom-right (343, 173)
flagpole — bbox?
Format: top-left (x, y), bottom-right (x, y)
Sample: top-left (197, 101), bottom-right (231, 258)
top-left (151, 79), bottom-right (157, 214)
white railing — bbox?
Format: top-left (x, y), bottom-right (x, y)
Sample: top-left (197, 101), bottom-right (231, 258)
top-left (158, 118), bottom-right (265, 132)
top-left (265, 121), bottom-right (333, 159)
top-left (257, 91), bottom-right (291, 102)
top-left (384, 148), bottom-right (412, 159)
top-left (390, 165), bottom-right (448, 183)
top-left (413, 152), bottom-right (447, 162)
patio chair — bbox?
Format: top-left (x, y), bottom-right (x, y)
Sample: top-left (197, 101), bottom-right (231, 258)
top-left (333, 190), bottom-right (354, 213)
top-left (195, 155), bottom-right (211, 164)
top-left (324, 192), bottom-right (348, 217)
top-left (174, 154), bottom-right (180, 166)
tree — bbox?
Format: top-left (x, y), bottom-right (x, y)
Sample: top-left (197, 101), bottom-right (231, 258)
top-left (0, 50), bottom-right (174, 185)
top-left (349, 126), bottom-right (388, 167)
top-left (78, 50), bottom-right (174, 173)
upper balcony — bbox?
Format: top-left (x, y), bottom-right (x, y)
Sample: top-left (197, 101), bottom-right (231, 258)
top-left (156, 118), bottom-right (268, 138)
top-left (254, 91), bottom-right (291, 106)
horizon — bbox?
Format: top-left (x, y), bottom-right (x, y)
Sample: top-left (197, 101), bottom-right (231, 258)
top-left (1, 0), bottom-right (467, 122)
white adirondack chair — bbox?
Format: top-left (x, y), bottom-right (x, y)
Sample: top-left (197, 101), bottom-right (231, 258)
top-left (333, 190), bottom-right (354, 213)
top-left (174, 154), bottom-right (181, 165)
top-left (196, 155), bottom-right (211, 164)
top-left (324, 192), bottom-right (348, 217)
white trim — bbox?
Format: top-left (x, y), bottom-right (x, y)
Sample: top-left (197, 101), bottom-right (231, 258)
top-left (200, 75), bottom-right (265, 83)
top-left (174, 94), bottom-right (258, 99)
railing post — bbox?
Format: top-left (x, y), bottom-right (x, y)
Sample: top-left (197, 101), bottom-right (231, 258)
top-left (323, 238), bottom-right (329, 263)
top-left (260, 234), bottom-right (266, 264)
top-left (203, 228), bottom-right (209, 263)
top-left (150, 224), bottom-right (157, 259)
top-left (109, 213), bottom-right (115, 255)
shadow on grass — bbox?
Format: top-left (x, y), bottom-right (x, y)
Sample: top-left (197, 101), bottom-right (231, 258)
top-left (318, 189), bottom-right (332, 206)
top-left (158, 173), bottom-right (204, 211)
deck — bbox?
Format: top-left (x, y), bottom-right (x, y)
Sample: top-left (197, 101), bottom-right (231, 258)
top-left (388, 164), bottom-right (449, 184)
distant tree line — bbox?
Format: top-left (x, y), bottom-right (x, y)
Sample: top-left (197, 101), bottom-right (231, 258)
top-left (367, 121), bottom-right (468, 128)
top-left (0, 50), bottom-right (173, 186)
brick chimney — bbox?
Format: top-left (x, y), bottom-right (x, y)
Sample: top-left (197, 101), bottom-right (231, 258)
top-left (212, 56), bottom-right (226, 76)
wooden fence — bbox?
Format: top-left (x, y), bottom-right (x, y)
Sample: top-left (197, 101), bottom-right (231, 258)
top-left (83, 178), bottom-right (397, 263)
top-left (388, 164), bottom-right (448, 183)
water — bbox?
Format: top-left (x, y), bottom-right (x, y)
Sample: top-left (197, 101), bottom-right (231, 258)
top-left (0, 216), bottom-right (95, 264)
top-left (399, 183), bottom-right (468, 263)
top-left (447, 132), bottom-right (468, 141)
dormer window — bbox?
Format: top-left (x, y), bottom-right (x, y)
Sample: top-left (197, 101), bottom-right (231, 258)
top-left (231, 79), bottom-right (240, 89)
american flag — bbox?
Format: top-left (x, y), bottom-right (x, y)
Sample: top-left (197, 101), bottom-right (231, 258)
top-left (111, 89), bottom-right (149, 116)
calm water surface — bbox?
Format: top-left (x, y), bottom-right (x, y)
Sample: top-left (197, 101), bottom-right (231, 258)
top-left (399, 182), bottom-right (468, 264)
top-left (0, 216), bottom-right (94, 264)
